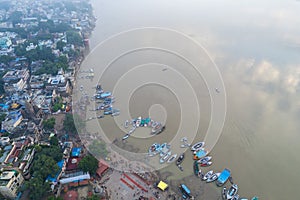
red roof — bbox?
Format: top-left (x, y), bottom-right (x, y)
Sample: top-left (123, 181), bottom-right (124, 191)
top-left (66, 157), bottom-right (82, 171)
top-left (64, 190), bottom-right (78, 200)
top-left (96, 159), bottom-right (109, 177)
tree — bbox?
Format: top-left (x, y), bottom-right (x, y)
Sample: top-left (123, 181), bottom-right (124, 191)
top-left (66, 31), bottom-right (83, 46)
top-left (56, 40), bottom-right (66, 52)
top-left (78, 155), bottom-right (98, 175)
top-left (31, 154), bottom-right (59, 178)
top-left (50, 136), bottom-right (59, 146)
top-left (63, 114), bottom-right (77, 133)
top-left (43, 117), bottom-right (55, 130)
top-left (26, 177), bottom-right (51, 200)
top-left (39, 146), bottom-right (63, 162)
top-left (87, 195), bottom-right (101, 200)
top-left (0, 55), bottom-right (14, 65)
top-left (48, 196), bottom-right (63, 200)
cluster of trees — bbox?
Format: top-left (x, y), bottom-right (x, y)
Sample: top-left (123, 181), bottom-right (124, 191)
top-left (66, 31), bottom-right (83, 46)
top-left (43, 117), bottom-right (56, 130)
top-left (52, 96), bottom-right (64, 113)
top-left (78, 154), bottom-right (98, 175)
top-left (25, 144), bottom-right (63, 200)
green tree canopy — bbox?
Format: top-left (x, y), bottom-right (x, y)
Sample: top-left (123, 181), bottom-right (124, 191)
top-left (31, 154), bottom-right (59, 178)
top-left (63, 113), bottom-right (77, 133)
top-left (66, 31), bottom-right (83, 46)
top-left (26, 177), bottom-right (51, 200)
top-left (50, 136), bottom-right (59, 146)
top-left (39, 146), bottom-right (63, 162)
top-left (78, 155), bottom-right (98, 175)
top-left (43, 117), bottom-right (55, 130)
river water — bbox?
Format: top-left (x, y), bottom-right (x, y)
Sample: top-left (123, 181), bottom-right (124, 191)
top-left (83, 0), bottom-right (300, 199)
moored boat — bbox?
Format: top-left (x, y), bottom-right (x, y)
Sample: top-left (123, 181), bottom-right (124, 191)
top-left (222, 187), bottom-right (226, 199)
top-left (167, 154), bottom-right (177, 163)
top-left (191, 141), bottom-right (205, 151)
top-left (216, 168), bottom-right (231, 186)
top-left (148, 143), bottom-right (161, 156)
top-left (200, 161), bottom-right (212, 167)
top-left (206, 172), bottom-right (220, 183)
top-left (232, 194), bottom-right (239, 200)
top-left (193, 161), bottom-right (201, 176)
top-left (176, 153), bottom-right (185, 165)
top-left (193, 149), bottom-right (208, 160)
top-left (202, 170), bottom-right (213, 181)
top-left (197, 156), bottom-right (212, 164)
top-left (122, 134), bottom-right (129, 140)
top-left (226, 184), bottom-right (238, 200)
top-left (159, 151), bottom-right (171, 164)
top-left (159, 143), bottom-right (170, 157)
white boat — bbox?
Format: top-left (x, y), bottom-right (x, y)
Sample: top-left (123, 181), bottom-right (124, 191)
top-left (122, 134), bottom-right (129, 140)
top-left (159, 143), bottom-right (170, 157)
top-left (226, 184), bottom-right (238, 200)
top-left (148, 143), bottom-right (161, 156)
top-left (191, 141), bottom-right (205, 151)
top-left (222, 187), bottom-right (226, 199)
top-left (202, 170), bottom-right (213, 181)
top-left (206, 172), bottom-right (220, 183)
top-left (232, 194), bottom-right (239, 200)
top-left (180, 144), bottom-right (190, 148)
top-left (160, 151), bottom-right (171, 164)
top-left (167, 154), bottom-right (177, 163)
top-left (124, 120), bottom-right (129, 128)
top-left (197, 156), bottom-right (212, 164)
top-left (199, 161), bottom-right (212, 167)
top-left (136, 116), bottom-right (142, 127)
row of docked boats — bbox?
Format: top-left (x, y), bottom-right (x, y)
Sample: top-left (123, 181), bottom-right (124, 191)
top-left (148, 142), bottom-right (178, 164)
top-left (187, 140), bottom-right (258, 200)
top-left (94, 84), bottom-right (120, 117)
top-left (122, 116), bottom-right (165, 140)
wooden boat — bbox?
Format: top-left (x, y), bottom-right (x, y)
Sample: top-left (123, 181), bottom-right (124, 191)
top-left (206, 172), bottom-right (220, 183)
top-left (200, 161), bottom-right (212, 167)
top-left (191, 141), bottom-right (205, 151)
top-left (167, 154), bottom-right (177, 163)
top-left (216, 168), bottom-right (231, 186)
top-left (148, 143), bottom-right (161, 156)
top-left (122, 134), bottom-right (129, 140)
top-left (193, 161), bottom-right (201, 176)
top-left (193, 149), bottom-right (208, 160)
top-left (176, 153), bottom-right (185, 165)
top-left (226, 184), bottom-right (238, 200)
top-left (202, 170), bottom-right (213, 181)
top-left (197, 156), bottom-right (212, 164)
top-left (222, 187), bottom-right (226, 199)
top-left (159, 151), bottom-right (171, 164)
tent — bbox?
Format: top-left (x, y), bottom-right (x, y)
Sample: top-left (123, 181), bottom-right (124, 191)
top-left (157, 181), bottom-right (168, 191)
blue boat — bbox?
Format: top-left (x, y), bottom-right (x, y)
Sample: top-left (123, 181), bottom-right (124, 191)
top-left (179, 184), bottom-right (192, 199)
top-left (193, 149), bottom-right (207, 160)
top-left (216, 168), bottom-right (231, 186)
top-left (100, 91), bottom-right (111, 99)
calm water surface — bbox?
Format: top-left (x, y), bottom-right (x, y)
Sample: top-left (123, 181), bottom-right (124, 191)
top-left (86, 0), bottom-right (300, 199)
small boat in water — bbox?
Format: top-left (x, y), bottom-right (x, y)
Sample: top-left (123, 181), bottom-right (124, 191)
top-left (160, 151), bottom-right (171, 164)
top-left (148, 143), bottom-right (161, 156)
top-left (159, 143), bottom-right (170, 157)
top-left (136, 116), bottom-right (142, 127)
top-left (232, 194), bottom-right (239, 200)
top-left (216, 168), bottom-right (231, 187)
top-left (167, 154), bottom-right (177, 163)
top-left (226, 184), bottom-right (238, 200)
top-left (200, 161), bottom-right (212, 167)
top-left (222, 187), bottom-right (226, 199)
top-left (122, 134), bottom-right (129, 140)
top-left (206, 172), bottom-right (220, 183)
top-left (197, 156), bottom-right (212, 164)
top-left (124, 120), bottom-right (129, 128)
top-left (176, 153), bottom-right (185, 165)
top-left (193, 161), bottom-right (201, 176)
top-left (191, 141), bottom-right (205, 151)
top-left (202, 170), bottom-right (213, 181)
top-left (193, 149), bottom-right (208, 160)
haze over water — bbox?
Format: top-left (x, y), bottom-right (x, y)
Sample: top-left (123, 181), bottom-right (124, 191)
top-left (88, 0), bottom-right (300, 199)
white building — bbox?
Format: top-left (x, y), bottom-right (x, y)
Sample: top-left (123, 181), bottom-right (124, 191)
top-left (0, 169), bottom-right (24, 199)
